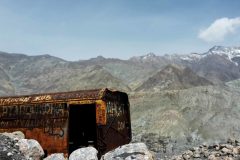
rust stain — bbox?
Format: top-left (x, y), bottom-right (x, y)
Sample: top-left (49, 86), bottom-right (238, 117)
top-left (96, 100), bottom-right (107, 125)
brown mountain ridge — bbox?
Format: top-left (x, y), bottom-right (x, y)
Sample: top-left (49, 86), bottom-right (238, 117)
top-left (136, 64), bottom-right (213, 92)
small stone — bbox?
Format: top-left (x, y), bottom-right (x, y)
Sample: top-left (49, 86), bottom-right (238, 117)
top-left (215, 146), bottom-right (220, 151)
top-left (222, 147), bottom-right (232, 154)
top-left (227, 138), bottom-right (235, 145)
top-left (215, 153), bottom-right (221, 157)
top-left (182, 154), bottom-right (191, 160)
top-left (7, 152), bottom-right (13, 156)
top-left (13, 137), bottom-right (19, 142)
top-left (203, 151), bottom-right (209, 157)
top-left (171, 155), bottom-right (182, 160)
top-left (184, 150), bottom-right (193, 156)
top-left (190, 147), bottom-right (199, 152)
top-left (220, 144), bottom-right (227, 149)
top-left (3, 147), bottom-right (7, 151)
top-left (14, 143), bottom-right (19, 147)
top-left (223, 157), bottom-right (233, 160)
top-left (208, 154), bottom-right (215, 160)
top-left (225, 144), bottom-right (234, 150)
top-left (193, 153), bottom-right (201, 158)
top-left (202, 142), bottom-right (208, 148)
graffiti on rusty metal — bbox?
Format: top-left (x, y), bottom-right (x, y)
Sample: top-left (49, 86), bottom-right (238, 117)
top-left (44, 125), bottom-right (65, 137)
top-left (107, 102), bottom-right (125, 118)
top-left (0, 97), bottom-right (31, 106)
top-left (0, 103), bottom-right (67, 118)
top-left (106, 101), bottom-right (127, 131)
top-left (0, 103), bottom-right (68, 136)
top-left (0, 95), bottom-right (52, 106)
top-left (117, 121), bottom-right (126, 131)
top-left (32, 95), bottom-right (52, 102)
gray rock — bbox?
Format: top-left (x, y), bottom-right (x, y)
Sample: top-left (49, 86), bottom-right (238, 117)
top-left (101, 143), bottom-right (154, 160)
top-left (193, 152), bottom-right (201, 158)
top-left (227, 138), bottom-right (235, 145)
top-left (203, 150), bottom-right (209, 157)
top-left (2, 131), bottom-right (25, 140)
top-left (221, 147), bottom-right (232, 154)
top-left (44, 153), bottom-right (66, 160)
top-left (0, 134), bottom-right (26, 160)
top-left (182, 154), bottom-right (191, 160)
top-left (171, 155), bottom-right (183, 160)
top-left (18, 139), bottom-right (44, 160)
top-left (7, 152), bottom-right (13, 156)
top-left (232, 146), bottom-right (240, 154)
top-left (208, 154), bottom-right (216, 160)
top-left (69, 147), bottom-right (98, 160)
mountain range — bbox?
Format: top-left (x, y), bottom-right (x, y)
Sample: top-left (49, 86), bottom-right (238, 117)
top-left (0, 46), bottom-right (240, 96)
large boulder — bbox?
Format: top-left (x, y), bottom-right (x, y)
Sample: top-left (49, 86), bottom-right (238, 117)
top-left (69, 147), bottom-right (98, 160)
top-left (44, 153), bottom-right (66, 160)
top-left (101, 143), bottom-right (154, 160)
top-left (18, 139), bottom-right (44, 160)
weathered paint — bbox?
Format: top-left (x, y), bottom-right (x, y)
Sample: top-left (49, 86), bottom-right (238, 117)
top-left (0, 89), bottom-right (106, 106)
top-left (96, 100), bottom-right (107, 125)
top-left (0, 127), bottom-right (69, 154)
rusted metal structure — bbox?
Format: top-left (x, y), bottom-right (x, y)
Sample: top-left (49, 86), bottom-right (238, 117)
top-left (0, 88), bottom-right (132, 156)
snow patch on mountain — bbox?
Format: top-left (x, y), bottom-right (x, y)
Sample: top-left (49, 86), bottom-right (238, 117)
top-left (180, 46), bottom-right (240, 66)
top-left (130, 52), bottom-right (157, 62)
top-left (142, 53), bottom-right (156, 60)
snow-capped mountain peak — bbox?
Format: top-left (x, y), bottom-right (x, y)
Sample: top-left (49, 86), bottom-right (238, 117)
top-left (130, 52), bottom-right (157, 61)
top-left (180, 46), bottom-right (240, 66)
top-left (142, 52), bottom-right (156, 59)
top-left (208, 46), bottom-right (240, 59)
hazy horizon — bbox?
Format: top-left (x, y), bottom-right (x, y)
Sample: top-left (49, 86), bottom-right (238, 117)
top-left (0, 0), bottom-right (240, 61)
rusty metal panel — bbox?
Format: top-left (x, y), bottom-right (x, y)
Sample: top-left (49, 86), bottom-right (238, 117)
top-left (0, 103), bottom-right (69, 155)
top-left (96, 97), bottom-right (132, 155)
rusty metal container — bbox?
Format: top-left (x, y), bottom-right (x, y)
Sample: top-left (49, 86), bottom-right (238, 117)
top-left (0, 88), bottom-right (132, 156)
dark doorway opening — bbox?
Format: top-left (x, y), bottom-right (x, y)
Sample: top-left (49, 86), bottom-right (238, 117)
top-left (68, 104), bottom-right (97, 154)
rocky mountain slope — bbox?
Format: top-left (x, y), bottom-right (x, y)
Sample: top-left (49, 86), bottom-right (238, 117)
top-left (0, 52), bottom-right (130, 95)
top-left (130, 85), bottom-right (240, 158)
top-left (136, 64), bottom-right (212, 91)
top-left (227, 79), bottom-right (240, 89)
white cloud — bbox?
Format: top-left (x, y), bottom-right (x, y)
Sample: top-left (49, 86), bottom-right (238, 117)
top-left (198, 17), bottom-right (240, 43)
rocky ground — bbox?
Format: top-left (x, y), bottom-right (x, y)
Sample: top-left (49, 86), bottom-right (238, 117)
top-left (170, 138), bottom-right (240, 160)
top-left (2, 132), bottom-right (240, 160)
top-left (0, 132), bottom-right (154, 160)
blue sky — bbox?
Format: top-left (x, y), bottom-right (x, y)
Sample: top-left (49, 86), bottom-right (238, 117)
top-left (0, 0), bottom-right (240, 61)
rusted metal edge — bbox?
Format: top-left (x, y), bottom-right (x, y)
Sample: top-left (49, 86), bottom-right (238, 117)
top-left (0, 88), bottom-right (108, 106)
